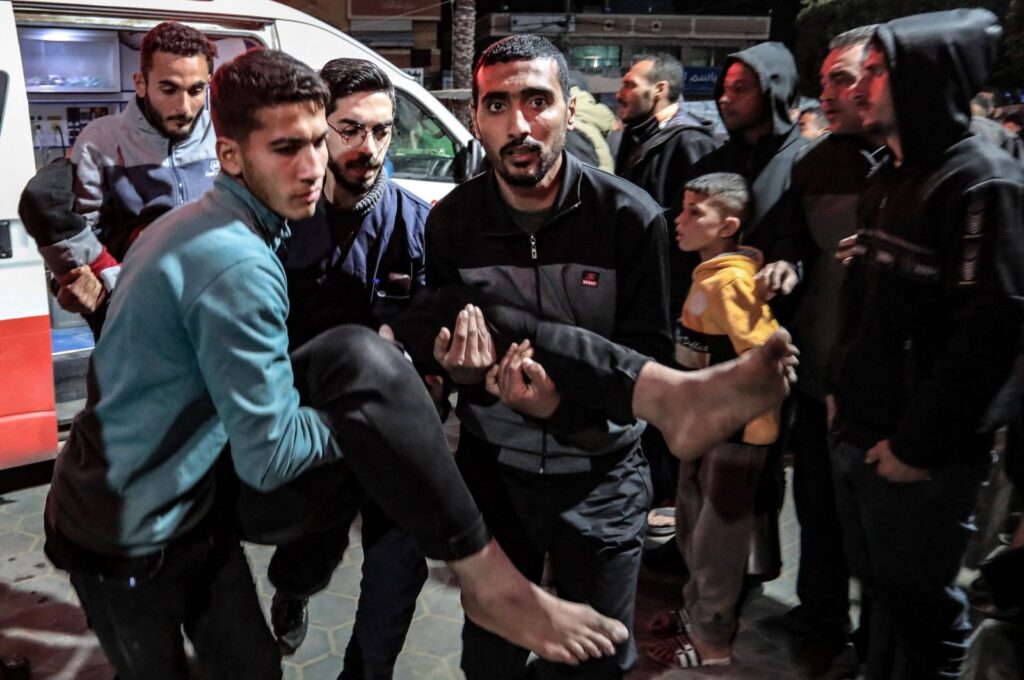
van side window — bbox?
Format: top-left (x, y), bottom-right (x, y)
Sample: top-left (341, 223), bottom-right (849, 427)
top-left (390, 90), bottom-right (456, 182)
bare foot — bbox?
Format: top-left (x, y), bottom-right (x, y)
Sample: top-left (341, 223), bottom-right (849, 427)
top-left (450, 539), bottom-right (629, 664)
top-left (633, 329), bottom-right (798, 460)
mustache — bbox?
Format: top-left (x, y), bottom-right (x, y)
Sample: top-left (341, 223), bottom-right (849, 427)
top-left (166, 114), bottom-right (194, 125)
top-left (500, 139), bottom-right (542, 157)
top-left (346, 155), bottom-right (383, 170)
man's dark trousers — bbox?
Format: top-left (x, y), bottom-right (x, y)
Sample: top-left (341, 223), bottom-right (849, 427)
top-left (830, 439), bottom-right (990, 679)
top-left (456, 431), bottom-right (650, 680)
top-left (792, 393), bottom-right (850, 632)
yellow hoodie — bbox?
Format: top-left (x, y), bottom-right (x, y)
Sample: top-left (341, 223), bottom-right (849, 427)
top-left (675, 246), bottom-right (781, 445)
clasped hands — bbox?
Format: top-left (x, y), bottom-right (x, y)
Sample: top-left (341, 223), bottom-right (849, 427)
top-left (432, 304), bottom-right (561, 419)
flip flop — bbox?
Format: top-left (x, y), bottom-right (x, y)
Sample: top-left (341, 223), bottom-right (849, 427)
top-left (648, 607), bottom-right (691, 637)
top-left (644, 632), bottom-right (731, 669)
top-left (647, 506), bottom-right (676, 537)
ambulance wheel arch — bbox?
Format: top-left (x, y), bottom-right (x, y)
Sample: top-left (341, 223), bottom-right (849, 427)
top-left (0, 0), bottom-right (59, 466)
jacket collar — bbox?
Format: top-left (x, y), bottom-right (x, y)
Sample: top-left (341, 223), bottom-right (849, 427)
top-left (478, 151), bottom-right (583, 236)
top-left (213, 173), bottom-right (290, 246)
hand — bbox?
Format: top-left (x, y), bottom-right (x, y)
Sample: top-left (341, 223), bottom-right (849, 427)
top-left (57, 265), bottom-right (107, 314)
top-left (433, 304), bottom-right (496, 385)
top-left (756, 260), bottom-right (799, 300)
top-left (825, 394), bottom-right (837, 430)
top-left (424, 374), bottom-right (448, 418)
top-left (835, 234), bottom-right (859, 265)
top-left (485, 340), bottom-right (561, 419)
top-left (865, 439), bottom-right (930, 482)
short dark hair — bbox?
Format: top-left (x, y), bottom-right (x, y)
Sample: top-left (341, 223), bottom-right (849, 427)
top-left (684, 172), bottom-right (752, 227)
top-left (632, 53), bottom-right (684, 102)
top-left (141, 21), bottom-right (217, 77)
top-left (210, 48), bottom-right (330, 142)
top-left (473, 34), bottom-right (570, 107)
top-left (829, 25), bottom-right (878, 51)
top-left (319, 58), bottom-right (396, 115)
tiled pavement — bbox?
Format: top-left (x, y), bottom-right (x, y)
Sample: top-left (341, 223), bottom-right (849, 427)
top-left (0, 462), bottom-right (859, 680)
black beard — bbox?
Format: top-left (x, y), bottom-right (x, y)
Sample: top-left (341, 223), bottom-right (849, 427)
top-left (140, 95), bottom-right (196, 143)
top-left (328, 156), bottom-right (382, 197)
top-left (496, 140), bottom-right (560, 187)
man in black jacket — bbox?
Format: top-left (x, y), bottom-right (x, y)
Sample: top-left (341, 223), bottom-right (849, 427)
top-left (689, 42), bottom-right (807, 258)
top-left (831, 10), bottom-right (1024, 678)
top-left (615, 53), bottom-right (719, 211)
top-left (426, 34), bottom-right (672, 680)
top-left (756, 26), bottom-right (882, 649)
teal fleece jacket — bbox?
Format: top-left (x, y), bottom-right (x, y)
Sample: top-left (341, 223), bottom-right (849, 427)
top-left (49, 173), bottom-right (339, 556)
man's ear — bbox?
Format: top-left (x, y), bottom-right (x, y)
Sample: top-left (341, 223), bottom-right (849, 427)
top-left (133, 71), bottom-right (146, 99)
top-left (217, 137), bottom-right (243, 177)
top-left (566, 93), bottom-right (577, 131)
top-left (470, 103), bottom-right (482, 141)
top-left (654, 79), bottom-right (669, 103)
top-left (720, 215), bottom-right (741, 240)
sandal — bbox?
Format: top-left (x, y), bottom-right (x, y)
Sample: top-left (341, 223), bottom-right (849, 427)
top-left (647, 607), bottom-right (691, 636)
top-left (644, 632), bottom-right (731, 669)
top-left (647, 506), bottom-right (676, 537)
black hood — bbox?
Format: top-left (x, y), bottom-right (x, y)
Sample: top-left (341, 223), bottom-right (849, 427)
top-left (874, 9), bottom-right (1002, 163)
top-left (715, 41), bottom-right (799, 139)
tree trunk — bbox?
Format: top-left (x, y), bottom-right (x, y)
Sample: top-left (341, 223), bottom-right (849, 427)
top-left (452, 0), bottom-right (476, 130)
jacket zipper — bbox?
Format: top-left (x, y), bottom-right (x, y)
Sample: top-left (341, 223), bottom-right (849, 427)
top-left (529, 233), bottom-right (548, 473)
top-left (168, 140), bottom-right (186, 205)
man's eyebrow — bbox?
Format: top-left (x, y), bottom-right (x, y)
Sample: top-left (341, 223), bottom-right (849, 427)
top-left (480, 91), bottom-right (510, 102)
top-left (338, 118), bottom-right (394, 127)
top-left (521, 87), bottom-right (555, 99)
top-left (157, 78), bottom-right (208, 88)
top-left (268, 135), bottom-right (306, 146)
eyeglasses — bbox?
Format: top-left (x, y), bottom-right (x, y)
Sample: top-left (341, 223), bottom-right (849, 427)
top-left (327, 120), bottom-right (395, 149)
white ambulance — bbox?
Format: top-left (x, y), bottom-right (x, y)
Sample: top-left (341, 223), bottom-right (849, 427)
top-left (0, 0), bottom-right (481, 468)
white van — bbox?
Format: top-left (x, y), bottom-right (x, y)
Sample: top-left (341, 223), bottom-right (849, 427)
top-left (0, 0), bottom-right (482, 469)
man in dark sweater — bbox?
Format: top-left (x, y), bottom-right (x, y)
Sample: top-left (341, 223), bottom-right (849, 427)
top-left (614, 53), bottom-right (719, 212)
top-left (755, 26), bottom-right (883, 650)
top-left (266, 58), bottom-right (433, 680)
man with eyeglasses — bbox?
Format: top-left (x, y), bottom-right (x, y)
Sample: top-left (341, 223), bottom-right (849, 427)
top-left (265, 57), bottom-right (434, 680)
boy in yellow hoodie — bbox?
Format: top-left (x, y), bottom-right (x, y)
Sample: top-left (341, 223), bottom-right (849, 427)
top-left (646, 172), bottom-right (780, 668)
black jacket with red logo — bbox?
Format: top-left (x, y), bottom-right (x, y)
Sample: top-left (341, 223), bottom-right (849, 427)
top-left (426, 152), bottom-right (672, 471)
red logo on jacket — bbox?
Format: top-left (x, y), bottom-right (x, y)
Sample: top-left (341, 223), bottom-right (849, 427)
top-left (581, 271), bottom-right (600, 287)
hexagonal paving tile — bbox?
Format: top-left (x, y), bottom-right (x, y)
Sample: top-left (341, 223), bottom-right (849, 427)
top-left (401, 614), bottom-right (462, 658)
top-left (392, 650), bottom-right (460, 680)
top-left (296, 653), bottom-right (347, 680)
top-left (323, 563), bottom-right (362, 599)
top-left (307, 591), bottom-right (358, 629)
top-left (0, 491), bottom-right (46, 517)
top-left (0, 530), bottom-right (38, 557)
top-left (0, 550), bottom-right (51, 584)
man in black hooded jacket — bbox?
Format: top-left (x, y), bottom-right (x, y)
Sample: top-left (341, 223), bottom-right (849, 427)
top-left (688, 42), bottom-right (808, 262)
top-left (831, 10), bottom-right (1024, 678)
